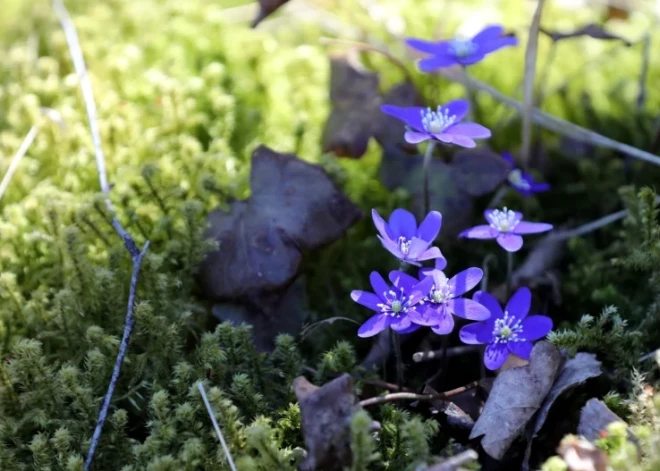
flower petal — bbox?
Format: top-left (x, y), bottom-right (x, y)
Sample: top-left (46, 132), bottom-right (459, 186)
top-left (358, 314), bottom-right (393, 338)
top-left (496, 233), bottom-right (523, 252)
top-left (448, 267), bottom-right (483, 296)
top-left (456, 52), bottom-right (487, 66)
top-left (439, 99), bottom-right (470, 122)
top-left (529, 182), bottom-right (550, 193)
top-left (459, 225), bottom-right (497, 239)
top-left (445, 122), bottom-right (492, 138)
top-left (389, 270), bottom-right (420, 293)
top-left (406, 237), bottom-right (432, 259)
top-left (381, 105), bottom-right (425, 132)
top-left (388, 208), bottom-right (417, 240)
top-left (434, 257), bottom-right (447, 270)
top-left (391, 316), bottom-right (413, 332)
top-left (459, 322), bottom-right (492, 344)
top-left (418, 54), bottom-right (458, 71)
top-left (484, 343), bottom-right (509, 370)
top-left (471, 25), bottom-right (506, 43)
top-left (430, 308), bottom-right (455, 335)
top-left (446, 134), bottom-right (477, 148)
top-left (478, 36), bottom-right (519, 55)
top-left (409, 276), bottom-right (434, 304)
top-left (405, 38), bottom-right (451, 55)
top-left (416, 211), bottom-right (442, 242)
top-left (501, 151), bottom-right (516, 167)
top-left (351, 290), bottom-right (382, 311)
top-left (377, 235), bottom-right (404, 260)
top-left (416, 246), bottom-right (445, 263)
top-left (397, 323), bottom-right (421, 334)
top-left (506, 287), bottom-right (531, 320)
top-left (473, 291), bottom-right (503, 323)
top-left (521, 315), bottom-right (553, 341)
top-left (369, 271), bottom-right (391, 302)
top-left (404, 131), bottom-right (431, 144)
top-left (447, 298), bottom-right (491, 320)
top-left (513, 221), bottom-right (553, 235)
top-left (508, 341), bottom-right (533, 360)
top-left (408, 305), bottom-right (442, 326)
top-left (372, 208), bottom-right (392, 240)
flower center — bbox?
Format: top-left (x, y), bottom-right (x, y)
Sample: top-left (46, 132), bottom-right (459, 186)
top-left (488, 207), bottom-right (519, 233)
top-left (378, 288), bottom-right (411, 317)
top-left (492, 311), bottom-right (525, 343)
top-left (449, 38), bottom-right (477, 58)
top-left (420, 107), bottom-right (456, 134)
top-left (398, 236), bottom-right (411, 256)
top-left (508, 169), bottom-right (531, 190)
top-left (426, 280), bottom-right (453, 305)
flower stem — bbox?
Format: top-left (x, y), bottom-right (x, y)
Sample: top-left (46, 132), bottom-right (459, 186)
top-left (390, 329), bottom-right (404, 390)
top-left (423, 141), bottom-right (436, 215)
top-left (506, 251), bottom-right (514, 297)
top-left (462, 65), bottom-right (475, 120)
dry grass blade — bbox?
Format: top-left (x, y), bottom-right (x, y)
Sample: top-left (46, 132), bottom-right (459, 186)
top-left (0, 126), bottom-right (39, 202)
top-left (521, 0), bottom-right (546, 169)
top-left (438, 68), bottom-right (660, 167)
top-left (197, 383), bottom-right (238, 471)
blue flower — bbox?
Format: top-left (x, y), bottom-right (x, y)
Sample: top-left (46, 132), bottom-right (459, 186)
top-left (381, 99), bottom-right (491, 148)
top-left (502, 152), bottom-right (550, 196)
top-left (459, 288), bottom-right (553, 370)
top-left (352, 271), bottom-right (433, 337)
top-left (406, 25), bottom-right (518, 71)
top-left (372, 208), bottom-right (445, 266)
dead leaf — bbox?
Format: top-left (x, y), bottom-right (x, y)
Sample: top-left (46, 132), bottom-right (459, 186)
top-left (522, 353), bottom-right (602, 469)
top-left (251, 0), bottom-right (290, 27)
top-left (470, 341), bottom-right (563, 460)
top-left (451, 148), bottom-right (511, 197)
top-left (577, 399), bottom-right (625, 441)
top-left (557, 436), bottom-right (609, 471)
top-left (295, 374), bottom-right (368, 471)
top-left (540, 24), bottom-right (632, 46)
top-left (425, 381), bottom-right (492, 432)
top-left (199, 145), bottom-right (362, 300)
top-left (373, 81), bottom-right (423, 152)
top-left (322, 53), bottom-right (381, 158)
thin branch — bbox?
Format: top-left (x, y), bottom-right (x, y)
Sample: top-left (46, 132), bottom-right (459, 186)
top-left (412, 345), bottom-right (481, 363)
top-left (438, 68), bottom-right (660, 167)
top-left (521, 0), bottom-right (546, 170)
top-left (359, 381), bottom-right (479, 407)
top-left (52, 1), bottom-right (150, 469)
top-left (197, 382), bottom-right (238, 471)
top-left (0, 125), bottom-right (39, 202)
top-left (636, 33), bottom-right (651, 110)
top-left (427, 449), bottom-right (479, 471)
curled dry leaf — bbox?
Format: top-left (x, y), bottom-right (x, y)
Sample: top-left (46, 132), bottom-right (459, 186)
top-left (557, 436), bottom-right (609, 471)
top-left (322, 53), bottom-right (381, 158)
top-left (199, 145), bottom-right (362, 301)
top-left (577, 398), bottom-right (626, 441)
top-left (294, 374), bottom-right (372, 471)
top-left (470, 341), bottom-right (563, 460)
top-left (252, 0), bottom-right (291, 27)
top-left (522, 353), bottom-right (602, 470)
top-left (540, 24), bottom-right (632, 46)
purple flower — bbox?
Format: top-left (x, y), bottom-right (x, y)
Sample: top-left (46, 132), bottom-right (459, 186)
top-left (352, 271), bottom-right (433, 337)
top-left (380, 99), bottom-right (491, 148)
top-left (372, 208), bottom-right (446, 267)
top-left (459, 288), bottom-right (553, 370)
top-left (459, 208), bottom-right (553, 252)
top-left (390, 259), bottom-right (490, 335)
top-left (406, 25), bottom-right (518, 71)
top-left (502, 152), bottom-right (550, 196)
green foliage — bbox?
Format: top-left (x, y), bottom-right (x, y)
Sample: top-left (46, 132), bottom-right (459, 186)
top-left (346, 410), bottom-right (380, 471)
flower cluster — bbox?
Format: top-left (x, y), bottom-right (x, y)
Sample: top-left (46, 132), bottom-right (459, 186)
top-left (352, 23), bottom-right (556, 369)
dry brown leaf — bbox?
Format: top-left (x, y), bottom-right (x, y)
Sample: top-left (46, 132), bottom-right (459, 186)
top-left (557, 436), bottom-right (609, 471)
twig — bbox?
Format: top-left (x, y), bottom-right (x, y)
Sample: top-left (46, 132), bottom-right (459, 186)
top-left (636, 33), bottom-right (651, 110)
top-left (364, 378), bottom-right (411, 392)
top-left (426, 449), bottom-right (479, 471)
top-left (52, 1), bottom-right (150, 469)
top-left (359, 381), bottom-right (479, 407)
top-left (412, 345), bottom-right (481, 363)
top-left (439, 69), bottom-right (660, 167)
top-left (638, 349), bottom-right (659, 364)
top-left (0, 126), bottom-right (39, 202)
top-left (197, 382), bottom-right (238, 471)
top-left (521, 0), bottom-right (546, 170)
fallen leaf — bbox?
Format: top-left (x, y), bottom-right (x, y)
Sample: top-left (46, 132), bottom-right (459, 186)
top-left (540, 24), bottom-right (632, 46)
top-left (211, 276), bottom-right (308, 351)
top-left (322, 53), bottom-right (381, 158)
top-left (251, 0), bottom-right (290, 27)
top-left (451, 148), bottom-right (511, 197)
top-left (294, 374), bottom-right (368, 471)
top-left (373, 81), bottom-right (423, 151)
top-left (557, 436), bottom-right (609, 471)
top-left (470, 341), bottom-right (563, 460)
top-left (522, 353), bottom-right (602, 470)
top-left (577, 399), bottom-right (626, 441)
top-left (199, 145), bottom-right (362, 300)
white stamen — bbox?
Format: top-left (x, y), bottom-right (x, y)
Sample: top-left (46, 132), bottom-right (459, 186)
top-left (508, 169), bottom-right (531, 190)
top-left (420, 106), bottom-right (456, 134)
top-left (398, 236), bottom-right (412, 256)
top-left (492, 310), bottom-right (525, 343)
top-left (448, 38), bottom-right (478, 58)
top-left (424, 278), bottom-right (454, 305)
top-left (488, 207), bottom-right (519, 233)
